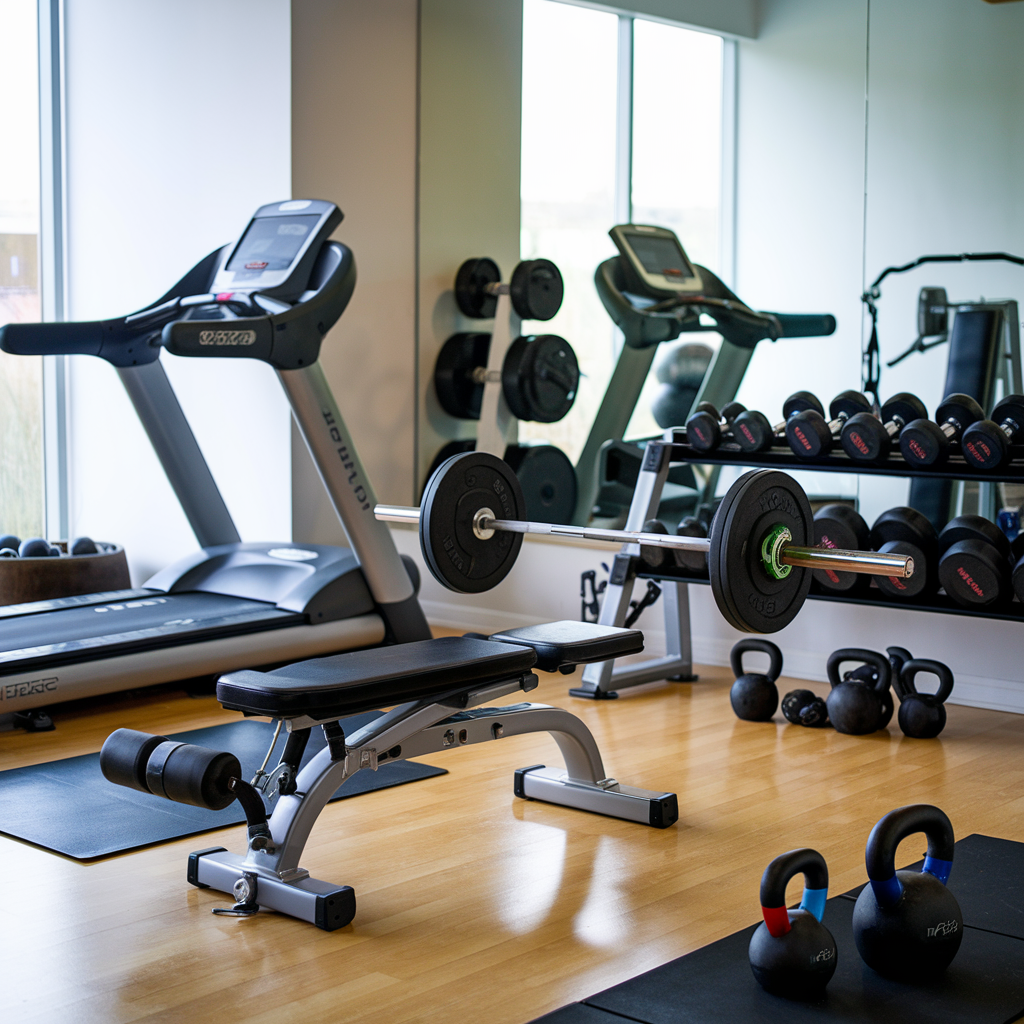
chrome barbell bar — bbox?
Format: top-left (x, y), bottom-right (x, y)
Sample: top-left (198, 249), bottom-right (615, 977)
top-left (374, 504), bottom-right (914, 579)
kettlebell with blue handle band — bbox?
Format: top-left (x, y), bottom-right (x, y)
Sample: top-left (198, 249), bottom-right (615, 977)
top-left (852, 804), bottom-right (962, 980)
top-left (748, 847), bottom-right (837, 997)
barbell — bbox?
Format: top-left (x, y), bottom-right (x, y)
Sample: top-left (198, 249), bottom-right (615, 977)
top-left (376, 451), bottom-right (913, 634)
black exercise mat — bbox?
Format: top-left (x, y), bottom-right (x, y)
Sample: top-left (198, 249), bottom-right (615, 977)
top-left (0, 713), bottom-right (446, 859)
top-left (840, 833), bottom-right (1024, 942)
top-left (529, 1005), bottom-right (628, 1023)
top-left (579, 897), bottom-right (1024, 1024)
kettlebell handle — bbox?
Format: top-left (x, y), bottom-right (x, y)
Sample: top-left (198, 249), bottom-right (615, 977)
top-left (865, 804), bottom-right (955, 908)
top-left (827, 648), bottom-right (890, 695)
top-left (759, 847), bottom-right (829, 937)
top-left (886, 646), bottom-right (913, 680)
top-left (731, 639), bottom-right (783, 684)
top-left (896, 658), bottom-right (954, 705)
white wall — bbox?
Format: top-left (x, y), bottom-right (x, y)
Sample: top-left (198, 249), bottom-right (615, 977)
top-left (290, 0), bottom-right (419, 541)
top-left (63, 0), bottom-right (292, 582)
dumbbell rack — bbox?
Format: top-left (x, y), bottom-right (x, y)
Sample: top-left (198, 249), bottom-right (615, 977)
top-left (574, 431), bottom-right (1024, 699)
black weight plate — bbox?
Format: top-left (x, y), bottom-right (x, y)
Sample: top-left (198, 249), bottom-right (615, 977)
top-left (503, 444), bottom-right (577, 525)
top-left (454, 257), bottom-right (501, 319)
top-left (434, 332), bottom-right (490, 419)
top-left (812, 503), bottom-right (869, 592)
top-left (419, 451), bottom-right (524, 594)
top-left (502, 334), bottom-right (579, 423)
top-left (510, 258), bottom-right (564, 321)
top-left (710, 470), bottom-right (813, 634)
top-left (426, 439), bottom-right (476, 483)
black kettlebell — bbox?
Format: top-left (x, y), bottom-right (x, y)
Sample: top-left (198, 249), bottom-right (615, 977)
top-left (749, 848), bottom-right (837, 997)
top-left (781, 689), bottom-right (829, 728)
top-left (730, 639), bottom-right (783, 722)
top-left (853, 804), bottom-right (962, 980)
top-left (895, 659), bottom-right (954, 739)
top-left (825, 649), bottom-right (891, 735)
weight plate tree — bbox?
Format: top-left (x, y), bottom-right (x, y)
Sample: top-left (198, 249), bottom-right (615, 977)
top-left (379, 452), bottom-right (915, 633)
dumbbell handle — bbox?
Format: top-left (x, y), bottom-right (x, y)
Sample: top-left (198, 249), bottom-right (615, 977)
top-left (374, 506), bottom-right (914, 578)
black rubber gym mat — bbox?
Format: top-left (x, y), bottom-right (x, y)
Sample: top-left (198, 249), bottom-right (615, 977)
top-left (0, 714), bottom-right (446, 859)
top-left (569, 896), bottom-right (1024, 1024)
top-left (840, 833), bottom-right (1024, 942)
top-left (529, 1005), bottom-right (630, 1023)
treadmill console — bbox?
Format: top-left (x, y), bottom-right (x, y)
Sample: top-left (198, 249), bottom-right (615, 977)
top-left (211, 199), bottom-right (342, 301)
top-left (609, 223), bottom-right (703, 299)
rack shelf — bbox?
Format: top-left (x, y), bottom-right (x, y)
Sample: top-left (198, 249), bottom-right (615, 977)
top-left (663, 435), bottom-right (1024, 484)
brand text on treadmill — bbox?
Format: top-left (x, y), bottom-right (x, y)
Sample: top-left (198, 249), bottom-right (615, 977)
top-left (199, 330), bottom-right (256, 346)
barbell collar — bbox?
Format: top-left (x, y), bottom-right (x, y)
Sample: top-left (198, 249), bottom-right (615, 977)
top-left (373, 505), bottom-right (914, 579)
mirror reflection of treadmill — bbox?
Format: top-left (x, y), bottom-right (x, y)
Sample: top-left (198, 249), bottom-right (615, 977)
top-left (0, 199), bottom-right (429, 724)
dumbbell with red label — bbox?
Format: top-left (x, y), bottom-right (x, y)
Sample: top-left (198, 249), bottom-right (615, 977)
top-left (869, 507), bottom-right (937, 599)
top-left (811, 504), bottom-right (870, 594)
top-left (685, 401), bottom-right (748, 453)
top-left (728, 391), bottom-right (825, 454)
top-left (899, 393), bottom-right (984, 468)
top-left (937, 514), bottom-right (1011, 608)
top-left (841, 393), bottom-right (928, 463)
top-left (960, 395), bottom-right (1024, 470)
top-left (786, 390), bottom-right (872, 458)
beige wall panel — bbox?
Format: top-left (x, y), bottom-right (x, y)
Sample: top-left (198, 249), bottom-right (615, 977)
top-left (291, 0), bottom-right (419, 543)
top-left (417, 0), bottom-right (524, 492)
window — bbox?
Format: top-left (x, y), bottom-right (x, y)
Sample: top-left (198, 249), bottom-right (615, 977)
top-left (0, 0), bottom-right (45, 539)
top-left (520, 0), bottom-right (726, 460)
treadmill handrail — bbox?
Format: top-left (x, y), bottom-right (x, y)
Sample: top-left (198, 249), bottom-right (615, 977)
top-left (594, 255), bottom-right (834, 350)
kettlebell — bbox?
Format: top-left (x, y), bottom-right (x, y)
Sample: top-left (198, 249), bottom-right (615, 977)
top-left (781, 689), bottom-right (829, 728)
top-left (853, 804), bottom-right (962, 980)
top-left (895, 659), bottom-right (954, 739)
top-left (730, 639), bottom-right (783, 722)
top-left (825, 649), bottom-right (891, 735)
top-left (749, 848), bottom-right (837, 997)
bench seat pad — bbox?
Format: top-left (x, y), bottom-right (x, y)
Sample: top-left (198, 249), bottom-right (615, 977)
top-left (217, 635), bottom-right (537, 719)
top-left (488, 621), bottom-right (643, 672)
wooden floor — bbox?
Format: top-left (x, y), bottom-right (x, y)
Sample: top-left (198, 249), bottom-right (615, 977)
top-left (2, 650), bottom-right (1024, 1024)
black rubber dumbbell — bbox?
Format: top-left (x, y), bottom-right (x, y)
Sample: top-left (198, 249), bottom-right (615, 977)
top-left (674, 516), bottom-right (708, 575)
top-left (640, 519), bottom-right (671, 570)
top-left (1011, 533), bottom-right (1024, 604)
top-left (785, 390), bottom-right (872, 458)
top-left (726, 391), bottom-right (824, 454)
top-left (899, 393), bottom-right (984, 468)
top-left (811, 504), bottom-right (870, 594)
top-left (960, 394), bottom-right (1024, 470)
top-left (869, 507), bottom-right (937, 599)
top-left (685, 401), bottom-right (747, 453)
top-left (937, 514), bottom-right (1011, 608)
top-left (840, 393), bottom-right (928, 463)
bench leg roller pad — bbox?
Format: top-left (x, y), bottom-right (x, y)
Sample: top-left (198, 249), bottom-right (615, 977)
top-left (189, 848), bottom-right (356, 931)
top-left (515, 765), bottom-right (679, 829)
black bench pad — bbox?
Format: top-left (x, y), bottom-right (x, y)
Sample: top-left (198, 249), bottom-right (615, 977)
top-left (489, 621), bottom-right (643, 672)
top-left (217, 636), bottom-right (537, 719)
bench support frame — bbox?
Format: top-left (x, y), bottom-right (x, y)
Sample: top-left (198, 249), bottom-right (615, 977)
top-left (189, 672), bottom-right (678, 929)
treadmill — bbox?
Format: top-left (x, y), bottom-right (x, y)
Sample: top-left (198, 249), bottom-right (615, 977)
top-left (0, 199), bottom-right (430, 725)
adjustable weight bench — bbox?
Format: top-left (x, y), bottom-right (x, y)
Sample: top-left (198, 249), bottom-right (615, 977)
top-left (101, 620), bottom-right (678, 930)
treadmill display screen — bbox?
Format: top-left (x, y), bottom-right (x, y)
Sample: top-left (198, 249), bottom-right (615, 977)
top-left (227, 214), bottom-right (321, 272)
top-left (625, 232), bottom-right (697, 280)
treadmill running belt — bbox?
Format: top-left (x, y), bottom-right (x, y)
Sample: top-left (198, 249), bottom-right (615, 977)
top-left (0, 714), bottom-right (446, 859)
top-left (0, 591), bottom-right (301, 675)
